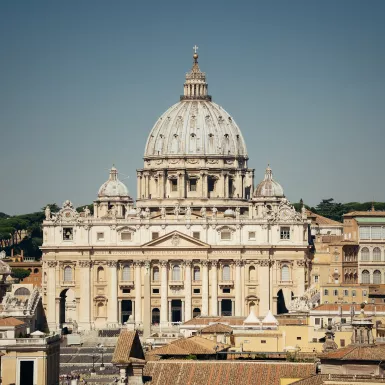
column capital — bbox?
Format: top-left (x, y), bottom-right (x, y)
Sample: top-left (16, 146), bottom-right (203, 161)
top-left (234, 260), bottom-right (244, 267)
top-left (210, 260), bottom-right (219, 267)
top-left (183, 260), bottom-right (193, 267)
top-left (160, 260), bottom-right (168, 268)
top-left (257, 259), bottom-right (274, 267)
top-left (106, 260), bottom-right (118, 268)
top-left (134, 260), bottom-right (143, 267)
top-left (78, 260), bottom-right (93, 268)
top-left (201, 260), bottom-right (210, 267)
top-left (47, 261), bottom-right (57, 268)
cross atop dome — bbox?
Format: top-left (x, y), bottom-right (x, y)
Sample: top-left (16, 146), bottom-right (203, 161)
top-left (193, 45), bottom-right (198, 53)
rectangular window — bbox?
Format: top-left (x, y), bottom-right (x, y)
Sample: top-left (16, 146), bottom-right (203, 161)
top-left (171, 179), bottom-right (178, 192)
top-left (248, 231), bottom-right (256, 240)
top-left (193, 288), bottom-right (200, 294)
top-left (341, 318), bottom-right (346, 324)
top-left (324, 289), bottom-right (329, 295)
top-left (280, 227), bottom-right (290, 240)
top-left (63, 227), bottom-right (73, 241)
top-left (359, 226), bottom-right (370, 239)
top-left (121, 232), bottom-right (132, 241)
top-left (261, 340), bottom-right (266, 344)
top-left (363, 290), bottom-right (367, 296)
top-left (352, 290), bottom-right (356, 297)
top-left (344, 290), bottom-right (349, 296)
top-left (314, 275), bottom-right (319, 283)
top-left (189, 179), bottom-right (197, 192)
top-left (152, 232), bottom-right (159, 240)
top-left (312, 338), bottom-right (318, 342)
top-left (372, 226), bottom-right (382, 239)
top-left (315, 318), bottom-right (320, 325)
top-left (222, 288), bottom-right (231, 294)
top-left (97, 232), bottom-right (104, 241)
top-left (221, 231), bottom-right (231, 240)
top-left (340, 339), bottom-right (345, 347)
top-left (296, 337), bottom-right (301, 340)
top-left (122, 289), bottom-right (131, 294)
top-left (333, 290), bottom-right (338, 296)
top-left (193, 232), bottom-right (200, 240)
top-left (152, 288), bottom-right (159, 294)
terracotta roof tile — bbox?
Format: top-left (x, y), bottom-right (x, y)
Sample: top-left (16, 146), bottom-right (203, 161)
top-left (148, 336), bottom-right (229, 357)
top-left (344, 211), bottom-right (385, 217)
top-left (143, 361), bottom-right (316, 385)
top-left (292, 374), bottom-right (385, 384)
top-left (200, 323), bottom-right (233, 334)
top-left (318, 343), bottom-right (385, 361)
top-left (0, 317), bottom-right (25, 327)
top-left (312, 303), bottom-right (385, 312)
top-left (183, 316), bottom-right (245, 326)
top-left (111, 330), bottom-right (145, 364)
top-left (306, 210), bottom-right (342, 226)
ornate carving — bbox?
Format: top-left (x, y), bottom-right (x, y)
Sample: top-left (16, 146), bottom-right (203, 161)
top-left (183, 260), bottom-right (193, 267)
top-left (296, 260), bottom-right (306, 267)
top-left (134, 261), bottom-right (143, 267)
top-left (52, 200), bottom-right (80, 224)
top-left (47, 261), bottom-right (57, 268)
top-left (106, 261), bottom-right (118, 268)
top-left (160, 260), bottom-right (168, 268)
top-left (201, 260), bottom-right (210, 267)
top-left (257, 259), bottom-right (274, 267)
top-left (235, 260), bottom-right (244, 267)
top-left (78, 260), bottom-right (93, 268)
top-left (171, 234), bottom-right (180, 246)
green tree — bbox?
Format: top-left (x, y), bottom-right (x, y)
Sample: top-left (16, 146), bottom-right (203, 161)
top-left (11, 268), bottom-right (31, 280)
top-left (41, 203), bottom-right (60, 213)
top-left (315, 198), bottom-right (346, 222)
top-left (76, 204), bottom-right (94, 215)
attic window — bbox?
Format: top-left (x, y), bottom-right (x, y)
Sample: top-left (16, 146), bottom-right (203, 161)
top-left (224, 134), bottom-right (229, 138)
top-left (152, 232), bottom-right (159, 240)
top-left (121, 232), bottom-right (132, 241)
top-left (63, 228), bottom-right (73, 241)
top-left (221, 231), bottom-right (231, 240)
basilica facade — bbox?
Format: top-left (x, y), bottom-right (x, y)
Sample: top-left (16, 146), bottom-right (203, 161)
top-left (41, 50), bottom-right (312, 332)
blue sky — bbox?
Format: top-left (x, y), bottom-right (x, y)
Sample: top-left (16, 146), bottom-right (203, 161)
top-left (1, 0), bottom-right (384, 214)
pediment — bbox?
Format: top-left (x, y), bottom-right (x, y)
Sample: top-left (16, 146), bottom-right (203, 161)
top-left (143, 231), bottom-right (210, 248)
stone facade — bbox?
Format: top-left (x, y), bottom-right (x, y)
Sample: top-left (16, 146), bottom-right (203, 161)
top-left (41, 50), bottom-right (311, 332)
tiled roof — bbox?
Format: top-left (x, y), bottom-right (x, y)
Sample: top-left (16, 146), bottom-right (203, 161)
top-left (183, 316), bottom-right (245, 326)
top-left (292, 374), bottom-right (385, 384)
top-left (344, 211), bottom-right (385, 217)
top-left (318, 343), bottom-right (385, 361)
top-left (200, 323), bottom-right (233, 334)
top-left (306, 210), bottom-right (342, 226)
top-left (0, 317), bottom-right (25, 327)
top-left (148, 336), bottom-right (229, 356)
top-left (143, 361), bottom-right (316, 385)
top-left (312, 304), bottom-right (385, 312)
top-left (111, 330), bottom-right (145, 364)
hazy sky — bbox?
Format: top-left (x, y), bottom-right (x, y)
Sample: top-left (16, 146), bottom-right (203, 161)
top-left (1, 0), bottom-right (384, 215)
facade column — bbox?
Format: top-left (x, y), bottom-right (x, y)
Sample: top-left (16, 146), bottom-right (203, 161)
top-left (79, 260), bottom-right (92, 330)
top-left (184, 261), bottom-right (192, 321)
top-left (134, 261), bottom-right (142, 325)
top-left (235, 260), bottom-right (242, 316)
top-left (107, 261), bottom-right (118, 324)
top-left (211, 261), bottom-right (218, 316)
top-left (160, 261), bottom-right (168, 324)
top-left (46, 261), bottom-right (57, 331)
top-left (181, 300), bottom-right (185, 322)
top-left (224, 173), bottom-right (228, 198)
top-left (231, 299), bottom-right (235, 316)
top-left (218, 299), bottom-right (222, 316)
top-left (137, 172), bottom-right (142, 199)
top-left (178, 171), bottom-right (185, 198)
top-left (118, 299), bottom-right (122, 324)
top-left (143, 261), bottom-right (151, 338)
top-left (168, 300), bottom-right (172, 323)
top-left (201, 260), bottom-right (209, 316)
top-left (257, 260), bottom-right (270, 317)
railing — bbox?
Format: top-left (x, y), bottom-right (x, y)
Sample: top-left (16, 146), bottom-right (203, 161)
top-left (15, 335), bottom-right (60, 345)
top-left (61, 280), bottom-right (76, 287)
top-left (169, 280), bottom-right (184, 287)
top-left (279, 280), bottom-right (293, 285)
top-left (119, 280), bottom-right (135, 287)
top-left (219, 280), bottom-right (234, 287)
top-left (180, 95), bottom-right (212, 101)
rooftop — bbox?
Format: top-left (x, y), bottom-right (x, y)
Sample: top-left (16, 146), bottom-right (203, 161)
top-left (318, 343), bottom-right (385, 361)
top-left (0, 317), bottom-right (25, 327)
top-left (306, 210), bottom-right (342, 226)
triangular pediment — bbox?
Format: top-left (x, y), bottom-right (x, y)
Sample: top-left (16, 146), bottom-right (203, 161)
top-left (143, 231), bottom-right (210, 248)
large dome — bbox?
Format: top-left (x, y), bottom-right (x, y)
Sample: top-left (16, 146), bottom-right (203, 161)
top-left (144, 100), bottom-right (247, 157)
top-left (144, 51), bottom-right (248, 158)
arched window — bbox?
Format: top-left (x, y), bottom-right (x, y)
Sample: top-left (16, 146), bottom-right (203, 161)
top-left (14, 287), bottom-right (30, 296)
top-left (122, 265), bottom-right (131, 281)
top-left (222, 265), bottom-right (230, 281)
top-left (153, 266), bottom-right (160, 281)
top-left (373, 270), bottom-right (382, 284)
top-left (97, 266), bottom-right (105, 282)
top-left (33, 268), bottom-right (39, 273)
top-left (373, 248), bottom-right (381, 262)
top-left (361, 247), bottom-right (370, 261)
top-left (44, 272), bottom-right (47, 283)
top-left (362, 270), bottom-right (370, 284)
top-left (193, 266), bottom-right (200, 281)
top-left (152, 308), bottom-right (160, 324)
top-left (193, 308), bottom-right (201, 318)
top-left (248, 266), bottom-right (256, 281)
top-left (281, 265), bottom-right (290, 282)
top-left (64, 266), bottom-right (73, 282)
top-left (172, 265), bottom-right (181, 281)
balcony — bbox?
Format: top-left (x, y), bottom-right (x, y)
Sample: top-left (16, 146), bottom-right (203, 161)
top-left (219, 280), bottom-right (234, 287)
top-left (169, 280), bottom-right (184, 288)
top-left (279, 280), bottom-right (293, 286)
top-left (61, 280), bottom-right (76, 287)
top-left (119, 280), bottom-right (135, 288)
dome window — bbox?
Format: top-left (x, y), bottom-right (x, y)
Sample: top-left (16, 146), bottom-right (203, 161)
top-left (224, 134), bottom-right (229, 139)
top-left (208, 133), bottom-right (214, 138)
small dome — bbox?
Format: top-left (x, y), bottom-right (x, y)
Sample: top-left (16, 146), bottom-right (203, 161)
top-left (98, 167), bottom-right (129, 198)
top-left (224, 208), bottom-right (235, 218)
top-left (254, 166), bottom-right (284, 198)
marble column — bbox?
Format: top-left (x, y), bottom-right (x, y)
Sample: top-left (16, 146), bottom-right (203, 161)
top-left (107, 261), bottom-right (118, 324)
top-left (46, 261), bottom-right (57, 331)
top-left (211, 261), bottom-right (218, 316)
top-left (179, 172), bottom-right (185, 198)
top-left (168, 300), bottom-right (172, 323)
top-left (184, 261), bottom-right (192, 321)
top-left (235, 260), bottom-right (243, 316)
top-left (143, 261), bottom-right (151, 338)
top-left (136, 172), bottom-right (142, 199)
top-left (181, 300), bottom-right (185, 322)
top-left (160, 261), bottom-right (168, 324)
top-left (257, 260), bottom-right (271, 316)
top-left (79, 260), bottom-right (92, 330)
top-left (134, 261), bottom-right (142, 324)
top-left (202, 260), bottom-right (209, 316)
